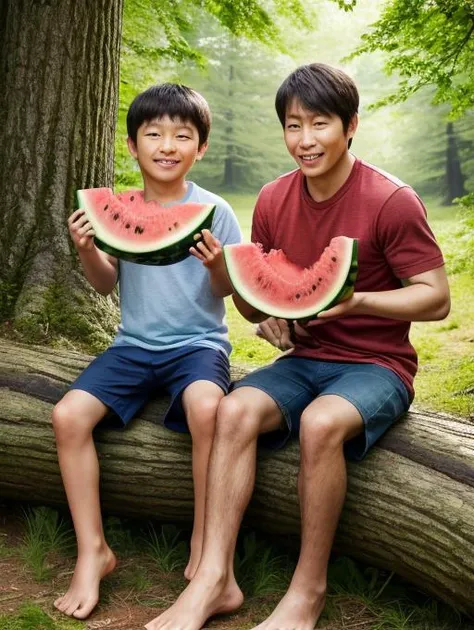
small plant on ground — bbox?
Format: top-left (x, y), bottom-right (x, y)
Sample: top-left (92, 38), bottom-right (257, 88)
top-left (21, 506), bottom-right (74, 581)
top-left (143, 523), bottom-right (188, 572)
top-left (235, 531), bottom-right (293, 597)
top-left (103, 515), bottom-right (142, 557)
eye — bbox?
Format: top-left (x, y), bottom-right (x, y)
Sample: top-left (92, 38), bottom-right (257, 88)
top-left (145, 132), bottom-right (159, 137)
top-left (177, 134), bottom-right (191, 139)
top-left (286, 123), bottom-right (300, 129)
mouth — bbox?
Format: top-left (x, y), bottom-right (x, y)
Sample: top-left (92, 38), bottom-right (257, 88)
top-left (300, 153), bottom-right (324, 162)
top-left (154, 159), bottom-right (180, 166)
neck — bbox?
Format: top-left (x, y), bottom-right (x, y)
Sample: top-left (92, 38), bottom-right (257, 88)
top-left (306, 152), bottom-right (355, 203)
top-left (142, 176), bottom-right (188, 204)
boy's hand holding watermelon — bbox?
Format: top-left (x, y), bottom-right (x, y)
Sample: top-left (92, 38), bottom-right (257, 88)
top-left (68, 209), bottom-right (96, 251)
top-left (190, 229), bottom-right (233, 297)
top-left (190, 229), bottom-right (222, 266)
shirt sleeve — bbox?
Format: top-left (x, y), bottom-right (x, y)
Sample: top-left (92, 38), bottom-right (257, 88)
top-left (211, 199), bottom-right (242, 245)
top-left (376, 187), bottom-right (445, 279)
top-left (251, 185), bottom-right (272, 252)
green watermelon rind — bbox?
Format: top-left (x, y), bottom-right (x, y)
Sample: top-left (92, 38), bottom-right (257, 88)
top-left (224, 238), bottom-right (358, 321)
top-left (93, 207), bottom-right (215, 266)
top-left (76, 188), bottom-right (216, 266)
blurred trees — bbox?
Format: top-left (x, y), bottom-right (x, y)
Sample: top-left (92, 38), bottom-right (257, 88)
top-left (351, 0), bottom-right (474, 117)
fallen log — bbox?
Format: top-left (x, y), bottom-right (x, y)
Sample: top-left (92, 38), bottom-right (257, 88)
top-left (0, 339), bottom-right (473, 617)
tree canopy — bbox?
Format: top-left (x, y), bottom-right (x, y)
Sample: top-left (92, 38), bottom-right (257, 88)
top-left (350, 0), bottom-right (474, 117)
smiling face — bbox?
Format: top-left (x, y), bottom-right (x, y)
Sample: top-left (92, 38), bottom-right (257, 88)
top-left (284, 98), bottom-right (357, 187)
top-left (127, 115), bottom-right (208, 192)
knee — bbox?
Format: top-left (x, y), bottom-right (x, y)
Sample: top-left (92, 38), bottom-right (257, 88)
top-left (299, 410), bottom-right (344, 457)
top-left (215, 394), bottom-right (261, 442)
top-left (51, 399), bottom-right (90, 445)
top-left (187, 395), bottom-right (221, 438)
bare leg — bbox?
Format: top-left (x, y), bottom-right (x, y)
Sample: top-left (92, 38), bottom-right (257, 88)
top-left (145, 387), bottom-right (282, 630)
top-left (181, 380), bottom-right (224, 580)
top-left (52, 390), bottom-right (117, 619)
top-left (252, 395), bottom-right (363, 630)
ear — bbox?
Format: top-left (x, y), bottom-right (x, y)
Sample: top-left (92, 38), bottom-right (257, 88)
top-left (196, 140), bottom-right (209, 161)
top-left (127, 136), bottom-right (138, 159)
top-left (347, 114), bottom-right (359, 141)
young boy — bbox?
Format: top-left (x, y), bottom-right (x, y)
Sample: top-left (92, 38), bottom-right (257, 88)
top-left (51, 83), bottom-right (241, 620)
top-left (147, 64), bottom-right (450, 630)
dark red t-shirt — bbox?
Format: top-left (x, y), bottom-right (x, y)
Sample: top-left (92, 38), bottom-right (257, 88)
top-left (251, 158), bottom-right (445, 396)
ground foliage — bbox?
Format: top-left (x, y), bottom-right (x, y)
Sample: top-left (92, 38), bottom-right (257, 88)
top-left (0, 504), bottom-right (470, 629)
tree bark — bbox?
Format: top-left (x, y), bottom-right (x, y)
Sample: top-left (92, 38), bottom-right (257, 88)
top-left (223, 63), bottom-right (235, 190)
top-left (0, 338), bottom-right (473, 617)
top-left (0, 0), bottom-right (122, 351)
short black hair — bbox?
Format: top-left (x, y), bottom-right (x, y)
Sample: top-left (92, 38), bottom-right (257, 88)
top-left (126, 83), bottom-right (211, 148)
top-left (275, 63), bottom-right (359, 147)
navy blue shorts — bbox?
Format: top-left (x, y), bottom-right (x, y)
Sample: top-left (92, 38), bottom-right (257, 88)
top-left (70, 344), bottom-right (230, 432)
top-left (232, 357), bottom-right (411, 461)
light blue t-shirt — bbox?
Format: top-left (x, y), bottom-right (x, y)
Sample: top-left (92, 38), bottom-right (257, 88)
top-left (112, 182), bottom-right (242, 355)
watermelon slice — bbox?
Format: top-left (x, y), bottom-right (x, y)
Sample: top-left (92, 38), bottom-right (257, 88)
top-left (223, 236), bottom-right (358, 321)
top-left (76, 188), bottom-right (216, 265)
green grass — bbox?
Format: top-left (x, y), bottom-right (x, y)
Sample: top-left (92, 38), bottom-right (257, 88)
top-left (0, 509), bottom-right (467, 629)
top-left (235, 531), bottom-right (293, 596)
top-left (224, 192), bottom-right (258, 238)
top-left (21, 507), bottom-right (74, 581)
top-left (0, 604), bottom-right (82, 630)
top-left (143, 523), bottom-right (188, 572)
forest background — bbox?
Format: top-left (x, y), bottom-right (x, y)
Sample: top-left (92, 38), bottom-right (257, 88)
top-left (0, 0), bottom-right (473, 628)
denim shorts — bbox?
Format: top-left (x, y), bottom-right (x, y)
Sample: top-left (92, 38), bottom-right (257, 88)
top-left (232, 356), bottom-right (411, 461)
top-left (70, 344), bottom-right (230, 432)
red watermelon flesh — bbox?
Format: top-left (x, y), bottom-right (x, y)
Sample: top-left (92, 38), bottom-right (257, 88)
top-left (76, 188), bottom-right (216, 265)
top-left (223, 236), bottom-right (358, 320)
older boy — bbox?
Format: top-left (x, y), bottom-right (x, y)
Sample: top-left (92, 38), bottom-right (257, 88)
top-left (149, 64), bottom-right (450, 630)
top-left (52, 83), bottom-right (241, 620)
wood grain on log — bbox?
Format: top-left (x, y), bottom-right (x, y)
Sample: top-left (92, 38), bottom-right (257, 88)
top-left (0, 339), bottom-right (473, 616)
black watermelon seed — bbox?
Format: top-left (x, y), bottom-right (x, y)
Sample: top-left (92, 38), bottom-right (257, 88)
top-left (135, 226), bottom-right (144, 234)
top-left (312, 285), bottom-right (316, 291)
top-left (130, 195), bottom-right (135, 201)
top-left (295, 293), bottom-right (301, 299)
top-left (125, 223), bottom-right (130, 229)
top-left (113, 213), bottom-right (119, 220)
top-left (168, 227), bottom-right (172, 231)
top-left (104, 204), bottom-right (109, 211)
top-left (331, 256), bottom-right (337, 262)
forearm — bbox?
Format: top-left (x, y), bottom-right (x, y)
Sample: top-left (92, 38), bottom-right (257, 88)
top-left (207, 256), bottom-right (234, 297)
top-left (355, 283), bottom-right (450, 322)
top-left (232, 294), bottom-right (267, 323)
top-left (78, 247), bottom-right (118, 296)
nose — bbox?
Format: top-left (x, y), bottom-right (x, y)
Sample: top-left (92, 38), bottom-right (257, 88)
top-left (159, 135), bottom-right (176, 153)
top-left (299, 128), bottom-right (317, 149)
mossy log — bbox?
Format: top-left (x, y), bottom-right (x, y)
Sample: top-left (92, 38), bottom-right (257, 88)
top-left (0, 339), bottom-right (473, 617)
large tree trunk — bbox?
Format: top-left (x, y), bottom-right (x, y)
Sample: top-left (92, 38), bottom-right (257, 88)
top-left (0, 0), bottom-right (122, 351)
top-left (0, 339), bottom-right (473, 617)
top-left (223, 63), bottom-right (235, 190)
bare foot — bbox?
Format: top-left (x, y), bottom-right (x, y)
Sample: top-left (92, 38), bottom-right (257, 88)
top-left (54, 545), bottom-right (116, 619)
top-left (183, 535), bottom-right (202, 581)
top-left (251, 589), bottom-right (326, 630)
top-left (145, 569), bottom-right (243, 630)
